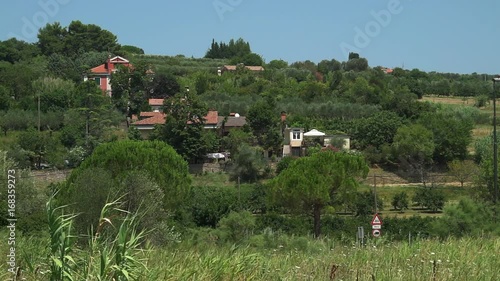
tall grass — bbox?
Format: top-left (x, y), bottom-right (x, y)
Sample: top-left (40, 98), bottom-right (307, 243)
top-left (2, 230), bottom-right (499, 280)
top-left (0, 197), bottom-right (149, 281)
top-left (145, 236), bottom-right (500, 280)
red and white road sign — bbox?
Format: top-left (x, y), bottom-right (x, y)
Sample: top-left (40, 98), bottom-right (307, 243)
top-left (372, 229), bottom-right (381, 237)
top-left (371, 213), bottom-right (382, 226)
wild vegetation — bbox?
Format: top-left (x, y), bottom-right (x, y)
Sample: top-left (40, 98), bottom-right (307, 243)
top-left (1, 20), bottom-right (500, 280)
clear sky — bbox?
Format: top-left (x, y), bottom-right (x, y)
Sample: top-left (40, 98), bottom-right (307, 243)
top-left (1, 0), bottom-right (499, 74)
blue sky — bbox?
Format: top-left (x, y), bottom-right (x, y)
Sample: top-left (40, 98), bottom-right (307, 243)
top-left (1, 0), bottom-right (499, 74)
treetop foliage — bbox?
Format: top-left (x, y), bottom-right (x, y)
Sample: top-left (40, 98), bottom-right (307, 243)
top-left (38, 20), bottom-right (120, 57)
top-left (205, 38), bottom-right (263, 66)
top-left (62, 140), bottom-right (191, 208)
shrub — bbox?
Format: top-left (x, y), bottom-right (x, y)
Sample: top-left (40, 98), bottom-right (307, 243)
top-left (413, 187), bottom-right (446, 212)
top-left (433, 198), bottom-right (499, 238)
top-left (391, 192), bottom-right (409, 212)
top-left (217, 211), bottom-right (256, 243)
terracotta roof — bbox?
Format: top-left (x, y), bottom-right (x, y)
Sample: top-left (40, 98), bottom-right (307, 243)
top-left (222, 65), bottom-right (264, 71)
top-left (133, 110), bottom-right (218, 126)
top-left (140, 111), bottom-right (161, 117)
top-left (133, 112), bottom-right (166, 125)
top-left (205, 110), bottom-right (219, 124)
top-left (89, 64), bottom-right (110, 74)
top-left (149, 99), bottom-right (164, 106)
top-left (246, 66), bottom-right (265, 71)
top-left (89, 56), bottom-right (131, 74)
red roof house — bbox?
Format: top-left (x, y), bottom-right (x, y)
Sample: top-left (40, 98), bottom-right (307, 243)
top-left (131, 110), bottom-right (219, 138)
top-left (84, 56), bottom-right (131, 96)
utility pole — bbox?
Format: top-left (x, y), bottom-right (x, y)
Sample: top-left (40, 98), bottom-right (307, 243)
top-left (493, 76), bottom-right (500, 205)
top-left (373, 174), bottom-right (378, 213)
top-left (38, 93), bottom-right (41, 132)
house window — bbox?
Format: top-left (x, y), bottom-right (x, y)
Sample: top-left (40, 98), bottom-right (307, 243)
top-left (94, 77), bottom-right (101, 86)
top-left (292, 130), bottom-right (301, 140)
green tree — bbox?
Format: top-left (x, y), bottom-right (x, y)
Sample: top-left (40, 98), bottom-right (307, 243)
top-left (38, 21), bottom-right (120, 57)
top-left (299, 81), bottom-right (326, 103)
top-left (37, 22), bottom-right (67, 56)
top-left (418, 111), bottom-right (474, 164)
top-left (230, 144), bottom-right (267, 183)
top-left (269, 151), bottom-right (368, 238)
top-left (0, 38), bottom-right (39, 63)
top-left (230, 52), bottom-right (264, 66)
top-left (17, 129), bottom-right (52, 168)
top-left (61, 140), bottom-right (191, 212)
top-left (0, 151), bottom-right (47, 232)
top-left (276, 156), bottom-right (296, 175)
top-left (393, 124), bottom-right (435, 183)
top-left (149, 73), bottom-right (180, 99)
top-left (32, 77), bottom-right (76, 112)
top-left (344, 58), bottom-right (368, 72)
top-left (391, 192), bottom-right (409, 213)
top-left (247, 97), bottom-right (281, 153)
top-left (351, 191), bottom-right (384, 217)
top-left (351, 111), bottom-right (403, 150)
top-left (110, 61), bottom-right (150, 114)
top-left (317, 59), bottom-right (342, 74)
top-left (448, 160), bottom-right (479, 187)
top-left (267, 59), bottom-right (288, 69)
top-left (120, 45), bottom-right (145, 55)
top-left (221, 129), bottom-right (254, 157)
top-left (434, 198), bottom-right (498, 238)
top-left (159, 91), bottom-right (210, 163)
top-left (71, 81), bottom-right (121, 152)
top-left (413, 187), bottom-right (445, 212)
top-left (217, 211), bottom-right (256, 243)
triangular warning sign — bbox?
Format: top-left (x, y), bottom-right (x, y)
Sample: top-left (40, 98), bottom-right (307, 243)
top-left (371, 214), bottom-right (382, 225)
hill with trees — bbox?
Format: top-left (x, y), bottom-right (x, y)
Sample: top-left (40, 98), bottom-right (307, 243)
top-left (1, 20), bottom-right (499, 280)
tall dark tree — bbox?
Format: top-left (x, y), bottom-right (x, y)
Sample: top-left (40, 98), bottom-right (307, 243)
top-left (38, 21), bottom-right (119, 57)
top-left (148, 73), bottom-right (180, 99)
top-left (247, 97), bottom-right (281, 152)
top-left (0, 38), bottom-right (40, 63)
top-left (158, 91), bottom-right (210, 163)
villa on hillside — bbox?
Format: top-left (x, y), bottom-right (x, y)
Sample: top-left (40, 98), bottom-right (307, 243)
top-left (282, 127), bottom-right (350, 157)
top-left (84, 56), bottom-right (131, 96)
top-left (84, 55), bottom-right (153, 96)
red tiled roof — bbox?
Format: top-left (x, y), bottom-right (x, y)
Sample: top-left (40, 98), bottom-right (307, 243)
top-left (89, 56), bottom-right (131, 74)
top-left (140, 111), bottom-right (160, 117)
top-left (90, 64), bottom-right (110, 74)
top-left (246, 66), bottom-right (265, 71)
top-left (205, 110), bottom-right (218, 124)
top-left (149, 99), bottom-right (164, 106)
top-left (223, 65), bottom-right (264, 71)
top-left (133, 110), bottom-right (218, 126)
top-left (133, 112), bottom-right (166, 125)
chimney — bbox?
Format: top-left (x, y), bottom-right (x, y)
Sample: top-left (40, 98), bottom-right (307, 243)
top-left (281, 111), bottom-right (287, 122)
top-left (105, 54), bottom-right (111, 70)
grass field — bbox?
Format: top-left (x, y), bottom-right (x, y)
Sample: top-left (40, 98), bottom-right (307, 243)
top-left (2, 232), bottom-right (499, 280)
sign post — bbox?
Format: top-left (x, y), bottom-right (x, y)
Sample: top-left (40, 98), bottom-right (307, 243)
top-left (371, 213), bottom-right (382, 238)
